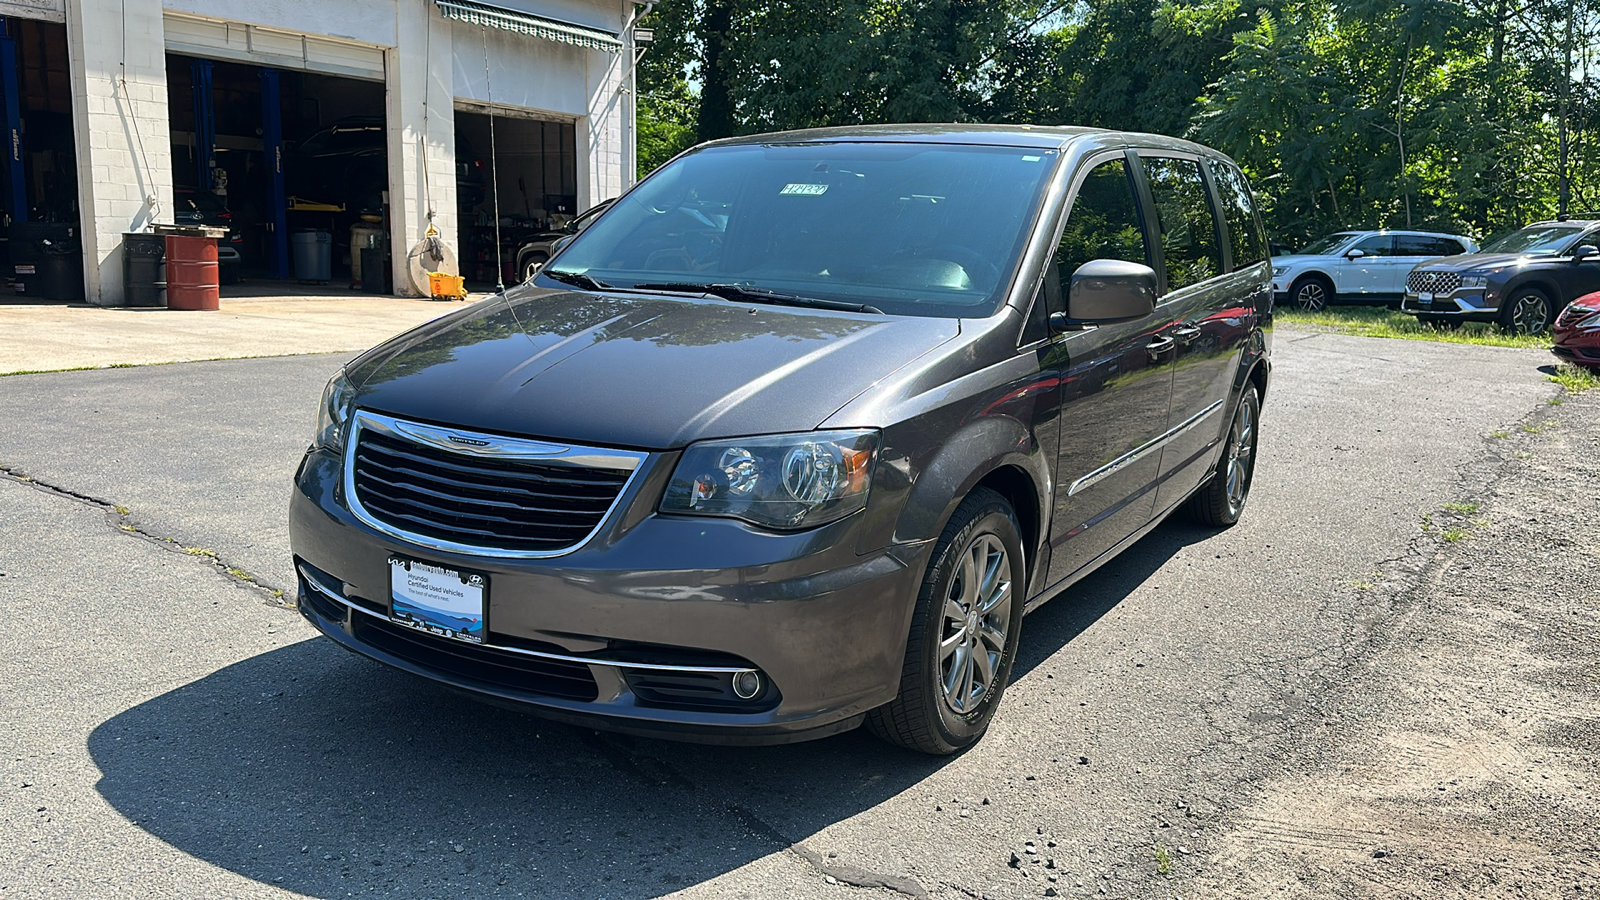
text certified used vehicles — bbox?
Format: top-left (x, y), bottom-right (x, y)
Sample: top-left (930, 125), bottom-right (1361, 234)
top-left (1271, 230), bottom-right (1478, 311)
top-left (289, 125), bottom-right (1273, 754)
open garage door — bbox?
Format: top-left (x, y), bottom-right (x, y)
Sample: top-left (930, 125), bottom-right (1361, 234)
top-left (164, 13), bottom-right (385, 81)
top-left (454, 108), bottom-right (576, 288)
top-left (169, 56), bottom-right (390, 290)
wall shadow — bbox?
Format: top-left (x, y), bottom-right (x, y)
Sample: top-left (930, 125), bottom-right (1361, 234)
top-left (87, 519), bottom-right (1212, 898)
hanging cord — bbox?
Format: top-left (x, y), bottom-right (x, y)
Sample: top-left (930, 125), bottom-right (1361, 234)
top-left (483, 28), bottom-right (505, 292)
top-left (420, 6), bottom-right (434, 222)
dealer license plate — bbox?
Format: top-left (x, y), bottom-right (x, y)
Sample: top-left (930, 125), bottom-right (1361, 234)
top-left (1419, 292), bottom-right (1434, 302)
top-left (389, 556), bottom-right (486, 644)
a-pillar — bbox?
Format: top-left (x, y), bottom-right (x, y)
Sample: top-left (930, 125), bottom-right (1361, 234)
top-left (65, 0), bottom-right (173, 307)
top-left (386, 1), bottom-right (457, 297)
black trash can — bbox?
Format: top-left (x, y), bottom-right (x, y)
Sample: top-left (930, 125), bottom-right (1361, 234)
top-left (123, 233), bottom-right (166, 307)
top-left (10, 222), bottom-right (83, 301)
top-left (360, 247), bottom-right (390, 294)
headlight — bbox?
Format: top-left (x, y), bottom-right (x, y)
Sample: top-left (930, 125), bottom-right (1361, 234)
top-left (1460, 275), bottom-right (1489, 289)
top-left (1271, 266), bottom-right (1287, 277)
top-left (660, 430), bottom-right (880, 530)
top-left (313, 370), bottom-right (356, 452)
top-left (1579, 310), bottom-right (1600, 328)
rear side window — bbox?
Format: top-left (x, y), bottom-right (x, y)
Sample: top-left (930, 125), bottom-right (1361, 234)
top-left (1206, 161), bottom-right (1267, 268)
top-left (1395, 235), bottom-right (1467, 257)
top-left (1141, 157), bottom-right (1222, 291)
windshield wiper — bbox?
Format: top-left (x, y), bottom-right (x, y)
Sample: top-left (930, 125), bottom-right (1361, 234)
top-left (542, 269), bottom-right (611, 291)
top-left (631, 282), bottom-right (883, 314)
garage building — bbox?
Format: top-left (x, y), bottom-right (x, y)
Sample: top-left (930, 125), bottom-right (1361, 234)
top-left (0, 0), bottom-right (640, 302)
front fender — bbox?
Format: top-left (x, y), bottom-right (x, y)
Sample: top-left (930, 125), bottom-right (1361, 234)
top-left (888, 416), bottom-right (1050, 573)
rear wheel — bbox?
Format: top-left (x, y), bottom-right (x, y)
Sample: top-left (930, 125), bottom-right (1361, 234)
top-left (1184, 384), bottom-right (1261, 527)
top-left (1500, 287), bottom-right (1553, 335)
top-left (1289, 275), bottom-right (1333, 312)
top-left (867, 487), bottom-right (1025, 755)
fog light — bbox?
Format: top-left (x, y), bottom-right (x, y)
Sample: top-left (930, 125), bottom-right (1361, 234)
top-left (732, 670), bottom-right (762, 699)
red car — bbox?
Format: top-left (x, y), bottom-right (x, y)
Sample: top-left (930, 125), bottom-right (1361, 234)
top-left (1553, 290), bottom-right (1600, 368)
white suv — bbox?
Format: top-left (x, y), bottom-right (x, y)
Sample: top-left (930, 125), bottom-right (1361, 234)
top-left (1272, 230), bottom-right (1478, 311)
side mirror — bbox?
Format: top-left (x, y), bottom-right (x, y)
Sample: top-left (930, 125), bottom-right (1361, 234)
top-left (1065, 259), bottom-right (1157, 324)
top-left (1572, 244), bottom-right (1598, 261)
top-left (551, 235), bottom-right (575, 253)
top-left (1344, 248), bottom-right (1366, 260)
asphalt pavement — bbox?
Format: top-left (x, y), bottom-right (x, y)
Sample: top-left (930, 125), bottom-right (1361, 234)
top-left (0, 326), bottom-right (1575, 899)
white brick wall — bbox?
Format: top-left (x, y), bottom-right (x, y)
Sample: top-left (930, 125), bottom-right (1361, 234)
top-left (54, 0), bottom-right (629, 302)
top-left (68, 0), bottom-right (174, 306)
top-left (386, 0), bottom-right (459, 296)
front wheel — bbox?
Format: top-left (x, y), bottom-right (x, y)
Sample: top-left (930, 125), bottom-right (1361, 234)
top-left (867, 488), bottom-right (1025, 755)
top-left (1184, 383), bottom-right (1261, 527)
top-left (1289, 275), bottom-right (1333, 312)
top-left (1500, 287), bottom-right (1553, 335)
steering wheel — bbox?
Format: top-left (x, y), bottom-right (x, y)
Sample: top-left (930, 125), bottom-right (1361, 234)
top-left (931, 245), bottom-right (1003, 289)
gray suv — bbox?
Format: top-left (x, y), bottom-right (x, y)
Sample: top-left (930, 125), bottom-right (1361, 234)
top-left (1402, 218), bottom-right (1600, 333)
top-left (290, 125), bottom-right (1273, 754)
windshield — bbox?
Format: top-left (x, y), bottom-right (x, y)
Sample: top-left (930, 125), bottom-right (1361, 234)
top-left (544, 142), bottom-right (1059, 318)
top-left (1296, 232), bottom-right (1360, 255)
top-left (1481, 225), bottom-right (1585, 255)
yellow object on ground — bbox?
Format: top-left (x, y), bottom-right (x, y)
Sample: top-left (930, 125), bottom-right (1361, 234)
top-left (428, 271), bottom-right (467, 300)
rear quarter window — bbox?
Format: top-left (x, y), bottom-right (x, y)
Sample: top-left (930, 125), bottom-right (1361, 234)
top-left (1206, 160), bottom-right (1267, 269)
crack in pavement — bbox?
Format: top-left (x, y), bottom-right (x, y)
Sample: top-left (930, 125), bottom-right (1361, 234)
top-left (725, 803), bottom-right (929, 899)
top-left (0, 463), bottom-right (290, 606)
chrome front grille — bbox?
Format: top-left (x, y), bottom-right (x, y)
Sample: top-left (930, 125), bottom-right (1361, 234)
top-left (1557, 303), bottom-right (1594, 327)
top-left (346, 411), bottom-right (646, 557)
top-left (1407, 270), bottom-right (1462, 294)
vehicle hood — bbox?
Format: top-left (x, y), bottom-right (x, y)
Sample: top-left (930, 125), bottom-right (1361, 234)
top-left (1270, 254), bottom-right (1330, 267)
top-left (1410, 252), bottom-right (1548, 273)
top-left (347, 288), bottom-right (962, 449)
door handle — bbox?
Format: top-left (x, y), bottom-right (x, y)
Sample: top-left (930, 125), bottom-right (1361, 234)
top-left (1145, 336), bottom-right (1175, 360)
top-left (1172, 325), bottom-right (1203, 344)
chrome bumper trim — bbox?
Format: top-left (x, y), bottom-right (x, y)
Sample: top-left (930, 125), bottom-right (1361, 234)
top-left (298, 564), bottom-right (759, 676)
top-left (1068, 399), bottom-right (1224, 497)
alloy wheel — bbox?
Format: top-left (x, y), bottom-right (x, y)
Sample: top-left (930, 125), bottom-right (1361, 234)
top-left (939, 533), bottom-right (1012, 715)
top-left (1294, 281), bottom-right (1328, 312)
top-left (1225, 396), bottom-right (1257, 515)
top-left (1508, 293), bottom-right (1551, 335)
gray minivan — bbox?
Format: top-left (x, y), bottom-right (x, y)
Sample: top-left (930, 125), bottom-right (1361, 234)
top-left (290, 125), bottom-right (1272, 754)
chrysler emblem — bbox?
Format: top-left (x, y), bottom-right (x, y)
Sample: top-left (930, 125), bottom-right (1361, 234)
top-left (447, 435), bottom-right (491, 447)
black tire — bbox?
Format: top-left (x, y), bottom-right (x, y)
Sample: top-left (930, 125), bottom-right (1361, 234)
top-left (1184, 383), bottom-right (1261, 527)
top-left (866, 487), bottom-right (1025, 755)
top-left (519, 253), bottom-right (549, 284)
top-left (1289, 274), bottom-right (1333, 312)
top-left (1499, 286), bottom-right (1553, 335)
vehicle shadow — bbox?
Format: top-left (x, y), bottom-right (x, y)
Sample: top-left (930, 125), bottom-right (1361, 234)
top-left (1014, 518), bottom-right (1219, 679)
top-left (86, 520), bottom-right (1211, 899)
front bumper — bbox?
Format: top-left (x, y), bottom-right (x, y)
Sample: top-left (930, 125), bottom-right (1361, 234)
top-left (1400, 288), bottom-right (1498, 318)
top-left (288, 446), bottom-right (928, 744)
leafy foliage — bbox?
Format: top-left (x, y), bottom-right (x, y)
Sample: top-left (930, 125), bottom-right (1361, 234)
top-left (635, 0), bottom-right (1600, 243)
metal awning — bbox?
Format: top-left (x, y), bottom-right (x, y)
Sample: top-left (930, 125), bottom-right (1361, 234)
top-left (436, 0), bottom-right (622, 53)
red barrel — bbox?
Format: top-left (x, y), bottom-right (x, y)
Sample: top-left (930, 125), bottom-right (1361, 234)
top-left (164, 235), bottom-right (220, 311)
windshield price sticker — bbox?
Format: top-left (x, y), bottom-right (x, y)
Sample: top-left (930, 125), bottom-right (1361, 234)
top-left (779, 183), bottom-right (829, 196)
